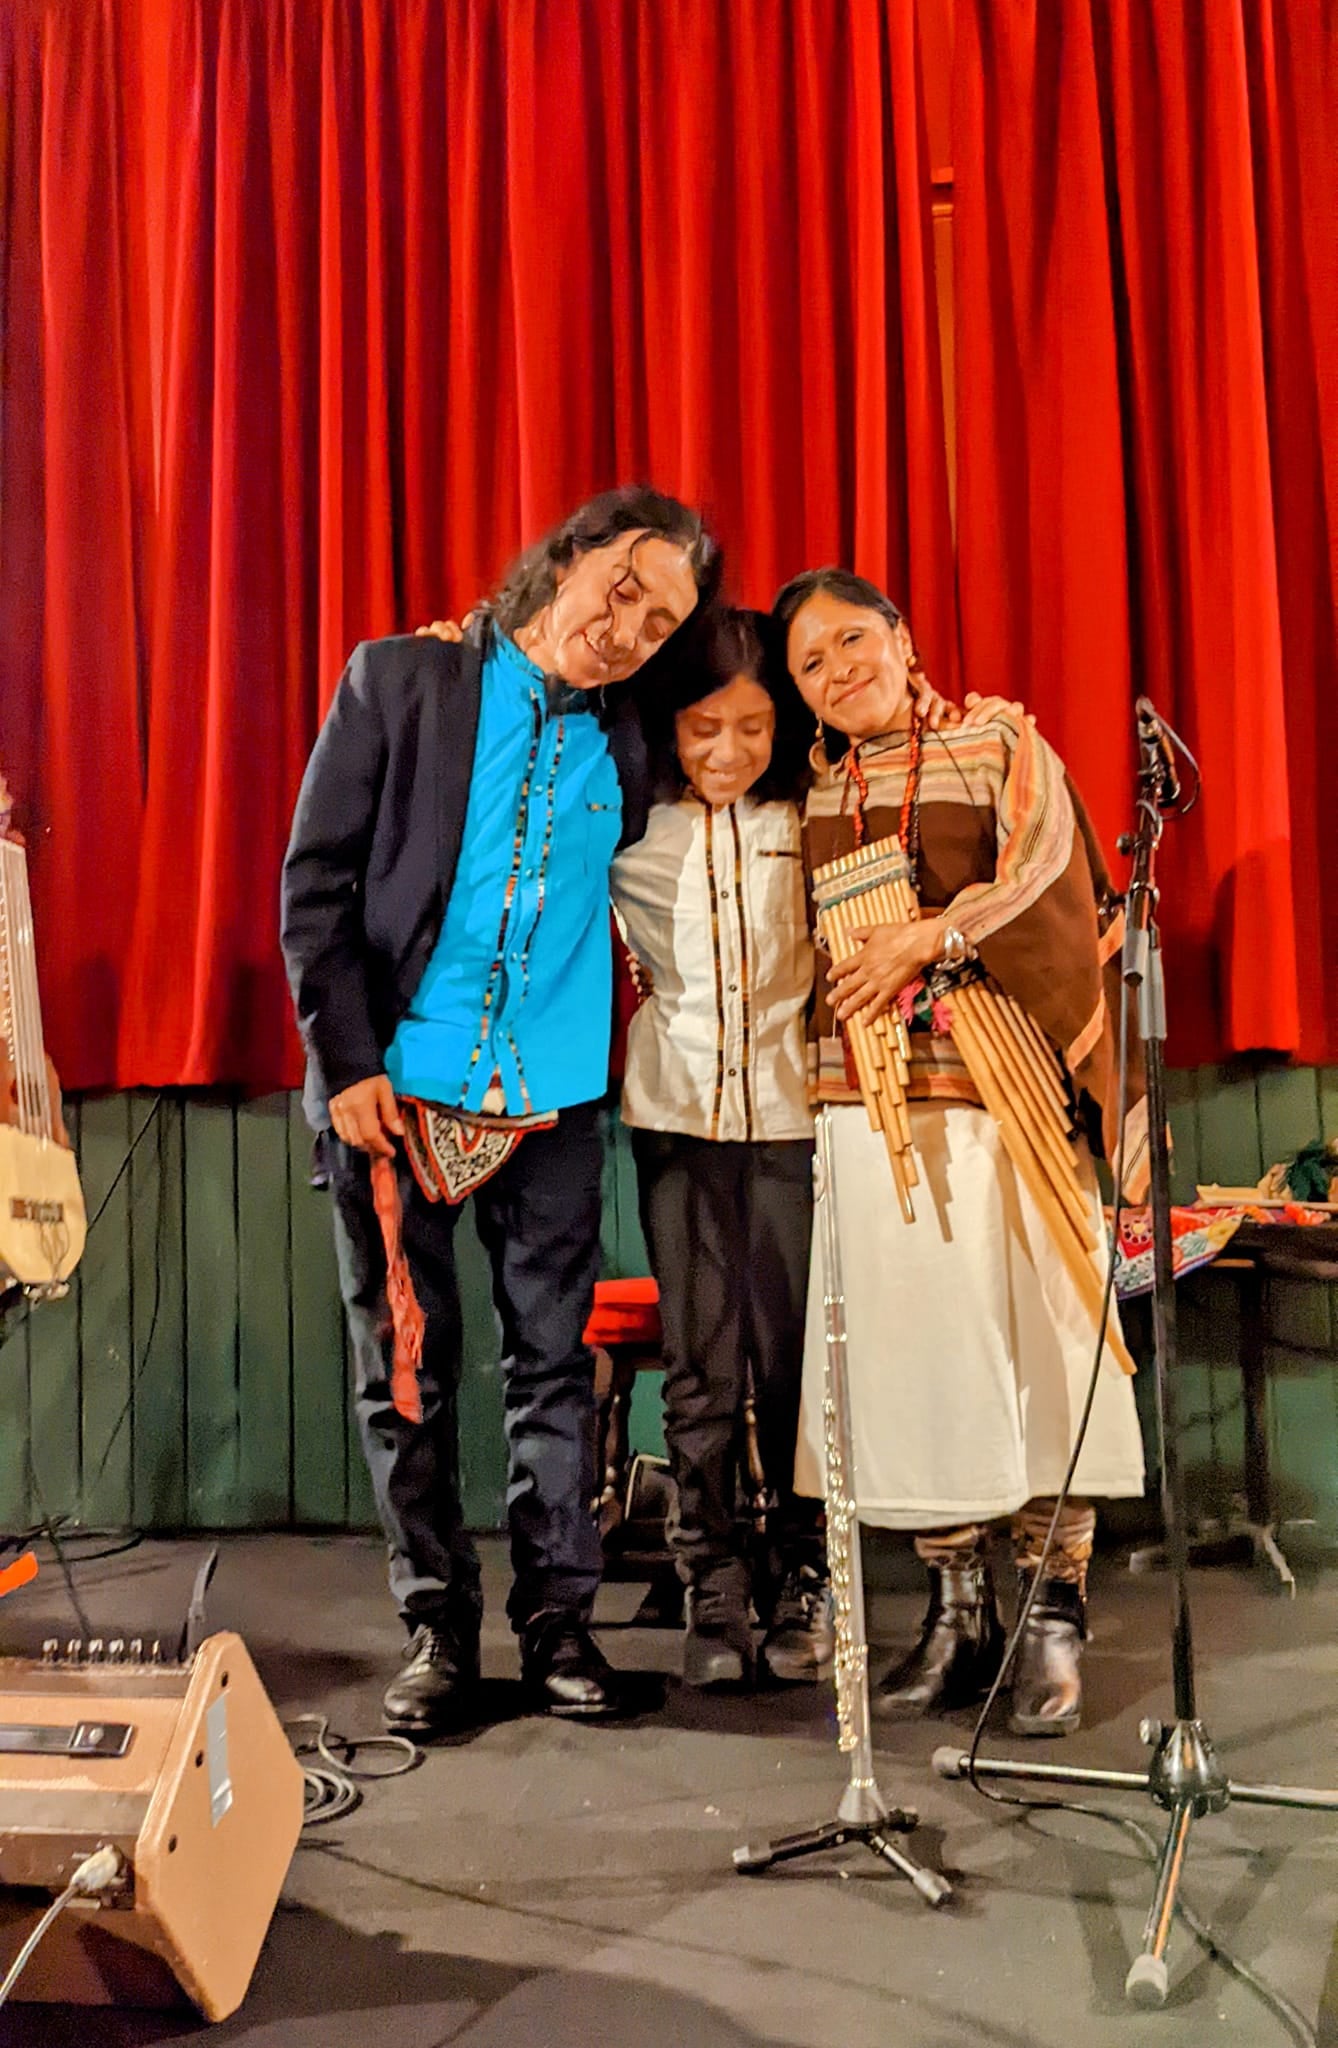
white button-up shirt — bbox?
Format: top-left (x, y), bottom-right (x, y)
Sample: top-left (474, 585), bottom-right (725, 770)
top-left (612, 796), bottom-right (814, 1142)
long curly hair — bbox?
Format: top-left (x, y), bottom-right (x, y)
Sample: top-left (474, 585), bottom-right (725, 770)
top-left (489, 485), bottom-right (722, 636)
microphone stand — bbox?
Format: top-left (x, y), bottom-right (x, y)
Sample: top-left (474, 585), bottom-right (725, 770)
top-left (934, 709), bottom-right (1338, 2007)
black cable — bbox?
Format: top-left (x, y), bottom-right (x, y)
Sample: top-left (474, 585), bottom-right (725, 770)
top-left (1, 1098), bottom-right (165, 1635)
top-left (957, 953), bottom-right (1315, 2047)
top-left (964, 966), bottom-right (1133, 1798)
top-left (82, 1097), bottom-right (164, 1236)
top-left (66, 1098), bottom-right (168, 1531)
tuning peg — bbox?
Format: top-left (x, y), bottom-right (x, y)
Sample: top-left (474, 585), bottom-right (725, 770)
top-left (107, 1640), bottom-right (125, 1663)
top-left (66, 1639), bottom-right (82, 1663)
top-left (149, 1640), bottom-right (163, 1664)
top-left (128, 1638), bottom-right (144, 1664)
top-left (42, 1639), bottom-right (59, 1662)
top-left (87, 1640), bottom-right (104, 1663)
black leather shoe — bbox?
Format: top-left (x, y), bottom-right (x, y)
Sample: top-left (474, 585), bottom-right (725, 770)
top-left (520, 1611), bottom-right (624, 1719)
top-left (1008, 1572), bottom-right (1085, 1736)
top-left (683, 1586), bottom-right (756, 1690)
top-left (383, 1622), bottom-right (480, 1736)
top-left (872, 1560), bottom-right (1005, 1720)
top-left (761, 1563), bottom-right (834, 1683)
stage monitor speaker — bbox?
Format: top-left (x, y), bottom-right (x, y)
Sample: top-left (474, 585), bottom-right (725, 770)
top-left (0, 1630), bottom-right (304, 2021)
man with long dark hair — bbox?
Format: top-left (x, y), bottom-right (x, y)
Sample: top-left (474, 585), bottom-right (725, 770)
top-left (282, 489), bottom-right (720, 1735)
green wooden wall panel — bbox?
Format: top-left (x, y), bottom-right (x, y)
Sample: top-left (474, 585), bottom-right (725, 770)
top-left (76, 1094), bottom-right (134, 1530)
top-left (0, 1303), bottom-right (31, 1528)
top-left (182, 1101), bottom-right (242, 1527)
top-left (131, 1098), bottom-right (187, 1528)
top-left (1320, 1068), bottom-right (1338, 1148)
top-left (1256, 1067), bottom-right (1330, 1353)
top-left (1267, 1357), bottom-right (1338, 1526)
top-left (1193, 1064), bottom-right (1263, 1189)
top-left (25, 1099), bottom-right (81, 1528)
top-left (1, 1064), bottom-right (1333, 1539)
top-left (236, 1097), bottom-right (294, 1523)
top-left (1163, 1067), bottom-right (1200, 1204)
top-left (287, 1099), bottom-right (349, 1526)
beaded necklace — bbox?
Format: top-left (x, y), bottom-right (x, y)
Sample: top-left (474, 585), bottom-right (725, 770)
top-left (840, 702), bottom-right (924, 881)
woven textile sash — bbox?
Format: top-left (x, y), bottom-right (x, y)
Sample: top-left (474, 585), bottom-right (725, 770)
top-left (401, 1097), bottom-right (558, 1205)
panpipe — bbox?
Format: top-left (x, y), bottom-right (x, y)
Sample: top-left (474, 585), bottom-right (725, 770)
top-left (809, 839), bottom-right (920, 1224)
top-left (810, 836), bottom-right (1135, 1377)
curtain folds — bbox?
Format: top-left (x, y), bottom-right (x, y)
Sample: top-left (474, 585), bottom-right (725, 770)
top-left (1, 0), bottom-right (1332, 1087)
top-left (3, 0), bottom-right (950, 1089)
top-left (954, 0), bottom-right (1337, 1063)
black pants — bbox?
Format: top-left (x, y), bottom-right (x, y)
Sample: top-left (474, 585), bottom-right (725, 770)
top-left (632, 1131), bottom-right (820, 1591)
top-left (328, 1102), bottom-right (605, 1635)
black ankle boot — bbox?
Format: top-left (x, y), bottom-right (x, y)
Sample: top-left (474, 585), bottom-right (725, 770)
top-left (683, 1570), bottom-right (755, 1690)
top-left (761, 1563), bottom-right (834, 1683)
top-left (1008, 1572), bottom-right (1085, 1736)
top-left (872, 1560), bottom-right (1005, 1720)
top-left (520, 1610), bottom-right (625, 1719)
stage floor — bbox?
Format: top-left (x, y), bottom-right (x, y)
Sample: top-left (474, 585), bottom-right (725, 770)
top-left (4, 1532), bottom-right (1337, 2047)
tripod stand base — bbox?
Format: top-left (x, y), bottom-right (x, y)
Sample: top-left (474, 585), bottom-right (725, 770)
top-left (1128, 1511), bottom-right (1297, 1595)
top-left (934, 1726), bottom-right (1338, 2006)
top-left (733, 1807), bottom-right (951, 1906)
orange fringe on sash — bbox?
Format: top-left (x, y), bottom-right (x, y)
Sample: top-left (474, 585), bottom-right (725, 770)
top-left (370, 1154), bottom-right (425, 1423)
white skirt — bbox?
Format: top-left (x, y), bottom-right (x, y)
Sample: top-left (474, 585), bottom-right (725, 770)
top-left (795, 1101), bottom-right (1146, 1528)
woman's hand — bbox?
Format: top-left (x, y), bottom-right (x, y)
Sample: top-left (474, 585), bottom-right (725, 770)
top-left (416, 618), bottom-right (464, 642)
top-left (828, 919), bottom-right (945, 1024)
top-left (329, 1074), bottom-right (404, 1157)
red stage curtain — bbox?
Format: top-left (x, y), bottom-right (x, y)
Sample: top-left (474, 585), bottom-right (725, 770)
top-left (0, 0), bottom-right (153, 1089)
top-left (954, 0), bottom-right (1338, 1064)
top-left (1, 0), bottom-right (951, 1090)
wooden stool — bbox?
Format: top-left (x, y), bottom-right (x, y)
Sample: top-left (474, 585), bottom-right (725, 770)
top-left (585, 1277), bottom-right (664, 1540)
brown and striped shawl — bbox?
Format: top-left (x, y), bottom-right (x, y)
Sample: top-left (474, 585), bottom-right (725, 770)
top-left (801, 710), bottom-right (1146, 1172)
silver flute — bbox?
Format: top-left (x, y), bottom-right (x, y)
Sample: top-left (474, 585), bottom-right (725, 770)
top-left (731, 1107), bottom-right (949, 1901)
top-left (815, 1104), bottom-right (884, 1824)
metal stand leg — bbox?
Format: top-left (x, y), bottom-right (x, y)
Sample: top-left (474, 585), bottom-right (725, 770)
top-left (733, 1812), bottom-right (949, 1906)
top-left (734, 1109), bottom-right (951, 1910)
top-left (935, 715), bottom-right (1338, 2005)
top-left (1126, 1799), bottom-right (1193, 2007)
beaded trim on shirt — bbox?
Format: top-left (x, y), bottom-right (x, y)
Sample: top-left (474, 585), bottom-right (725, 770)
top-left (703, 807), bottom-right (727, 1139)
top-left (461, 693), bottom-right (569, 1118)
top-left (730, 806), bottom-right (755, 1141)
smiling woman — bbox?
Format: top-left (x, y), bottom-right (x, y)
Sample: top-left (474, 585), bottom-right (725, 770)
top-left (610, 608), bottom-right (831, 1692)
top-left (774, 565), bottom-right (1146, 1740)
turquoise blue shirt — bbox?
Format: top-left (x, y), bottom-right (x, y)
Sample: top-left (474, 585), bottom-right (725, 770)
top-left (385, 630), bottom-right (623, 1114)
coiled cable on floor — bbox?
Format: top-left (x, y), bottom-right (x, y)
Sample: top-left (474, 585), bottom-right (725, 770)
top-left (284, 1715), bottom-right (423, 1827)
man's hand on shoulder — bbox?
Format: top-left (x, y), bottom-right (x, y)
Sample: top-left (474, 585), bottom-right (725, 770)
top-left (962, 692), bottom-right (1037, 729)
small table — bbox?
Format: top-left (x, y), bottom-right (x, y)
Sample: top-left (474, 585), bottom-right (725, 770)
top-left (1224, 1222), bottom-right (1338, 1577)
top-left (1133, 1222), bottom-right (1338, 1591)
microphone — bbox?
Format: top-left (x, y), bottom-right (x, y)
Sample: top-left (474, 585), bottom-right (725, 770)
top-left (1135, 697), bottom-right (1181, 809)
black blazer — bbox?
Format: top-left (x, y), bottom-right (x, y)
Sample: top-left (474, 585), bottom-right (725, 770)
top-left (280, 623), bottom-right (650, 1126)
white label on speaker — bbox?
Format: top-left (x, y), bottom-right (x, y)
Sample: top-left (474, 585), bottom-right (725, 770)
top-left (206, 1694), bottom-right (233, 1826)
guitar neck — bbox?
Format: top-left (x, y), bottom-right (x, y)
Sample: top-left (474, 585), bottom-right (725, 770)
top-left (0, 834), bottom-right (56, 1141)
